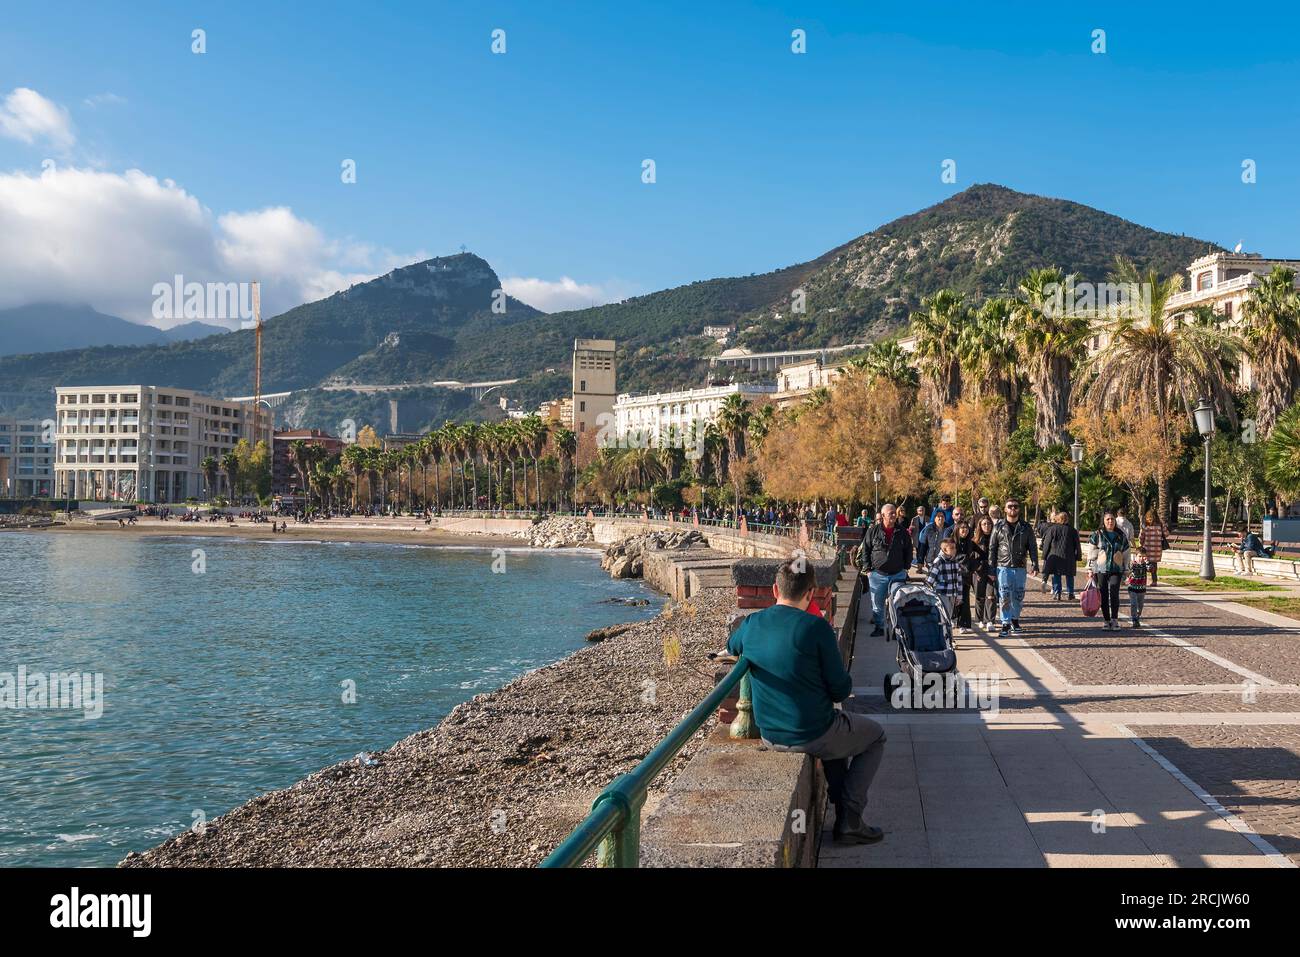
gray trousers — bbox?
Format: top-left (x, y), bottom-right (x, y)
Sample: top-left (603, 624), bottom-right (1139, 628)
top-left (764, 711), bottom-right (887, 825)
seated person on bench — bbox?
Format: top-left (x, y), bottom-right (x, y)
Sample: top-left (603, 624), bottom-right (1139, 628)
top-left (726, 558), bottom-right (887, 845)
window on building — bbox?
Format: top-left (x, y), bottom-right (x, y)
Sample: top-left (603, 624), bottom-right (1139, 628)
top-left (1197, 271), bottom-right (1213, 291)
top-left (580, 380), bottom-right (587, 392)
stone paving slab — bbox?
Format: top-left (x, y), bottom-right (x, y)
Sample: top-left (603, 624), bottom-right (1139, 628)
top-left (822, 575), bottom-right (1294, 868)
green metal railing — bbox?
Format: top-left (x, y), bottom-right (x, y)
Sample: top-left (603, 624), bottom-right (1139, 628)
top-left (540, 657), bottom-right (756, 868)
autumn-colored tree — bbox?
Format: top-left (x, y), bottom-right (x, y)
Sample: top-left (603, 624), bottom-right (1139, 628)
top-left (934, 397), bottom-right (1007, 507)
top-left (1069, 406), bottom-right (1186, 516)
top-left (757, 377), bottom-right (930, 505)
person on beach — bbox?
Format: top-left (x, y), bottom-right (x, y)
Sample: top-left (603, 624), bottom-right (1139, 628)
top-left (987, 499), bottom-right (1039, 635)
top-left (1040, 510), bottom-right (1082, 601)
top-left (860, 502), bottom-right (913, 638)
top-left (968, 516), bottom-right (998, 627)
top-left (1138, 511), bottom-right (1166, 585)
top-left (1088, 512), bottom-right (1130, 630)
top-left (726, 558), bottom-right (886, 845)
top-left (1127, 546), bottom-right (1149, 628)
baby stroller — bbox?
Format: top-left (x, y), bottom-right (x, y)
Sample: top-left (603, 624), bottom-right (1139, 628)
top-left (882, 582), bottom-right (958, 706)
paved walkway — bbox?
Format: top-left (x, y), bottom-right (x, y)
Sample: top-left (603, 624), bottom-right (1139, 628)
top-left (821, 575), bottom-right (1300, 868)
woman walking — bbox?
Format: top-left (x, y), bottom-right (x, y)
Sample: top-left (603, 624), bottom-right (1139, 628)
top-left (1088, 512), bottom-right (1131, 631)
top-left (1138, 510), bottom-right (1166, 586)
top-left (968, 516), bottom-right (998, 627)
top-left (1040, 510), bottom-right (1083, 601)
top-left (951, 520), bottom-right (974, 633)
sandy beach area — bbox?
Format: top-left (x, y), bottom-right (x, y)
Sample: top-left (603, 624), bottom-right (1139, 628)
top-left (11, 517), bottom-right (526, 550)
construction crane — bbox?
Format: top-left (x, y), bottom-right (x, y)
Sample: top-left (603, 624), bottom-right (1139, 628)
top-left (252, 280), bottom-right (263, 446)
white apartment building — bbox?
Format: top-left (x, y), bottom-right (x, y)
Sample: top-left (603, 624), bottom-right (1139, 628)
top-left (612, 382), bottom-right (777, 445)
top-left (53, 386), bottom-right (272, 503)
top-left (1162, 252), bottom-right (1300, 389)
top-left (0, 418), bottom-right (55, 498)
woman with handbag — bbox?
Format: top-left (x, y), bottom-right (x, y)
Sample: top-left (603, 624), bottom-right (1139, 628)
top-left (1139, 510), bottom-right (1167, 586)
top-left (1088, 512), bottom-right (1131, 630)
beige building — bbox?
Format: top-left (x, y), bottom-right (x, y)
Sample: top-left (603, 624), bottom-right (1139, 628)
top-left (572, 338), bottom-right (616, 435)
top-left (0, 418), bottom-right (55, 498)
top-left (539, 397), bottom-right (574, 428)
top-left (772, 358), bottom-right (844, 408)
top-left (53, 386), bottom-right (271, 503)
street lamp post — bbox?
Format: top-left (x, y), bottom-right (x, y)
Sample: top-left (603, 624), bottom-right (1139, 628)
top-left (872, 468), bottom-right (882, 515)
top-left (1193, 397), bottom-right (1216, 580)
top-left (1070, 440), bottom-right (1084, 527)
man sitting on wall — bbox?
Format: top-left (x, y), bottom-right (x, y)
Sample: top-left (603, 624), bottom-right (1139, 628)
top-left (726, 558), bottom-right (887, 845)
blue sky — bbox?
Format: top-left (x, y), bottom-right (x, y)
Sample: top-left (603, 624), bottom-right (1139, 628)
top-left (2, 1), bottom-right (1298, 321)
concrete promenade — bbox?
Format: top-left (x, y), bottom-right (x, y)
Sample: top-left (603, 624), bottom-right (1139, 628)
top-left (823, 575), bottom-right (1300, 868)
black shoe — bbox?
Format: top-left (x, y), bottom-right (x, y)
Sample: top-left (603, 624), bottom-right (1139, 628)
top-left (1000, 623), bottom-right (1011, 635)
top-left (833, 820), bottom-right (884, 845)
top-left (1011, 620), bottom-right (1023, 634)
top-left (1132, 619), bottom-right (1140, 628)
top-left (870, 626), bottom-right (884, 638)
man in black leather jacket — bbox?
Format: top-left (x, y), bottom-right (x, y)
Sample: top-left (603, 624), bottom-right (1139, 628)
top-left (986, 500), bottom-right (1039, 635)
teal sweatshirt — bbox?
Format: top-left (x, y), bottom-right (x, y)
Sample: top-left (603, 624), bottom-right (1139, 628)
top-left (725, 604), bottom-right (852, 746)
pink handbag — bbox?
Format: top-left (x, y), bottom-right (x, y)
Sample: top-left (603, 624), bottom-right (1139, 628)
top-left (1080, 579), bottom-right (1101, 617)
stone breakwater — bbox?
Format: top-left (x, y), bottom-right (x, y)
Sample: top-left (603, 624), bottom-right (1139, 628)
top-left (120, 588), bottom-right (730, 868)
top-left (601, 529), bottom-right (707, 579)
top-left (518, 516), bottom-right (596, 548)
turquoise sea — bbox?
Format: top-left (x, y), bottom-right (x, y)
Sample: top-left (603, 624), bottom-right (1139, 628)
top-left (0, 532), bottom-right (658, 866)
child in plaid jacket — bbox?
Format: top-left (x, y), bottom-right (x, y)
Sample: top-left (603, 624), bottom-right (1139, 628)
top-left (927, 538), bottom-right (965, 620)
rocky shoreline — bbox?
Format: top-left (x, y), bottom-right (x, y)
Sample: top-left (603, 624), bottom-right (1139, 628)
top-left (121, 582), bottom-right (733, 868)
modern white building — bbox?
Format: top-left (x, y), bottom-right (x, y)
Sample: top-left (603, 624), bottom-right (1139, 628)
top-left (0, 418), bottom-right (55, 498)
top-left (53, 386), bottom-right (272, 503)
top-left (612, 382), bottom-right (777, 445)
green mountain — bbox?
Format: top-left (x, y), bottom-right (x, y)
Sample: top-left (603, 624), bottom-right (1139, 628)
top-left (0, 185), bottom-right (1224, 425)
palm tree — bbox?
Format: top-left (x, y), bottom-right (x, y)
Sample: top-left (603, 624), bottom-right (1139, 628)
top-left (846, 340), bottom-right (918, 387)
top-left (612, 447), bottom-right (665, 493)
top-left (1011, 267), bottom-right (1091, 447)
top-left (553, 427), bottom-right (577, 511)
top-left (220, 451), bottom-right (239, 503)
top-left (424, 432), bottom-right (445, 511)
top-left (960, 296), bottom-right (1022, 439)
top-left (1241, 266), bottom-right (1300, 440)
top-left (1264, 403), bottom-right (1300, 500)
top-left (523, 417), bottom-right (549, 512)
top-left (746, 404), bottom-right (777, 452)
top-left (341, 444), bottom-right (367, 508)
top-left (716, 394), bottom-right (751, 516)
top-left (461, 423), bottom-right (482, 510)
top-left (910, 290), bottom-right (970, 417)
top-left (200, 456), bottom-right (218, 501)
top-left (1082, 257), bottom-right (1241, 520)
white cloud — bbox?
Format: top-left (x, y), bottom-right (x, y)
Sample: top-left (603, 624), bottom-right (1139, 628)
top-left (0, 87), bottom-right (75, 150)
top-left (0, 165), bottom-right (422, 326)
top-left (501, 275), bottom-right (635, 313)
top-left (83, 92), bottom-right (127, 109)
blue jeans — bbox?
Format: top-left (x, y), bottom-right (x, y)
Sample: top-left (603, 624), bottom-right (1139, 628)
top-left (1051, 573), bottom-right (1075, 597)
top-left (868, 569), bottom-right (909, 630)
top-left (996, 567), bottom-right (1027, 624)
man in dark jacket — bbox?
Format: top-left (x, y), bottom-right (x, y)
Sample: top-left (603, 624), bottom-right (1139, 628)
top-left (987, 499), bottom-right (1039, 635)
top-left (861, 502), bottom-right (914, 638)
